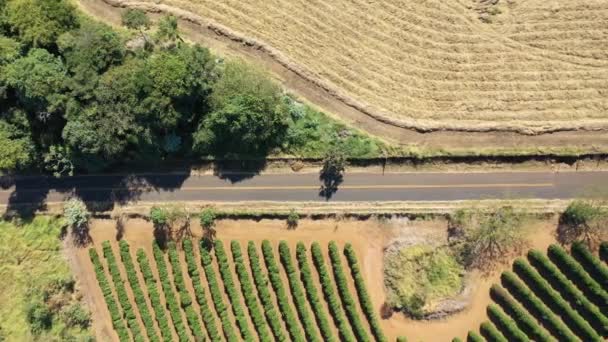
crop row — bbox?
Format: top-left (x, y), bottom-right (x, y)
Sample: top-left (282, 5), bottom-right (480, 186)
top-left (89, 249), bottom-right (130, 341)
top-left (199, 242), bottom-right (239, 342)
top-left (547, 245), bottom-right (608, 316)
top-left (600, 242), bottom-right (608, 263)
top-left (486, 304), bottom-right (528, 342)
top-left (117, 240), bottom-right (161, 342)
top-left (167, 242), bottom-right (206, 341)
top-left (501, 271), bottom-right (579, 341)
top-left (527, 249), bottom-right (608, 336)
top-left (152, 242), bottom-right (190, 341)
top-left (277, 241), bottom-right (321, 342)
top-left (102, 241), bottom-right (145, 342)
top-left (230, 241), bottom-right (275, 342)
top-left (182, 239), bottom-right (221, 341)
top-left (571, 242), bottom-right (608, 289)
top-left (328, 241), bottom-right (371, 342)
top-left (213, 240), bottom-right (255, 341)
top-left (247, 241), bottom-right (287, 342)
top-left (512, 258), bottom-right (600, 341)
top-left (136, 248), bottom-right (174, 342)
top-left (467, 330), bottom-right (484, 342)
top-left (344, 243), bottom-right (387, 342)
top-left (479, 321), bottom-right (507, 342)
top-left (490, 284), bottom-right (555, 342)
top-left (261, 240), bottom-right (306, 342)
top-left (295, 242), bottom-right (337, 342)
top-left (311, 242), bottom-right (357, 342)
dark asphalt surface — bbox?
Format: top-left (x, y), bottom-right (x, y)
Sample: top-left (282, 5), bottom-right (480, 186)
top-left (0, 171), bottom-right (607, 204)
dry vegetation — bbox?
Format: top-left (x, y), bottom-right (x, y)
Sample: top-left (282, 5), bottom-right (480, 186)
top-left (115, 0), bottom-right (608, 133)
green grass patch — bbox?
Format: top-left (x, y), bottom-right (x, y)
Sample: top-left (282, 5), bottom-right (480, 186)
top-left (0, 217), bottom-right (92, 341)
top-left (384, 245), bottom-right (464, 318)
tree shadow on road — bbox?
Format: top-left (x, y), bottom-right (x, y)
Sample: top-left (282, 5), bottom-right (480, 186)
top-left (319, 168), bottom-right (343, 200)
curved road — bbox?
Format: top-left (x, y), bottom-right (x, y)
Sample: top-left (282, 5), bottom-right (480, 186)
top-left (1, 171), bottom-right (607, 205)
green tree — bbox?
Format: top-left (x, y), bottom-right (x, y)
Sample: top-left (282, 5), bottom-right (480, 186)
top-left (5, 0), bottom-right (77, 47)
top-left (150, 206), bottom-right (168, 227)
top-left (121, 8), bottom-right (150, 30)
top-left (0, 120), bottom-right (32, 172)
top-left (63, 197), bottom-right (90, 245)
top-left (43, 145), bottom-right (73, 177)
top-left (155, 15), bottom-right (181, 45)
top-left (0, 35), bottom-right (21, 65)
top-left (287, 209), bottom-right (299, 229)
top-left (199, 207), bottom-right (217, 245)
top-left (319, 145), bottom-right (346, 199)
top-left (559, 200), bottom-right (608, 249)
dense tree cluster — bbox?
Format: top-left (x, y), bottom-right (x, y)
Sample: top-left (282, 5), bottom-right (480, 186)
top-left (1, 2), bottom-right (375, 174)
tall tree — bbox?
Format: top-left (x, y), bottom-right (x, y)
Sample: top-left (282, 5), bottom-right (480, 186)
top-left (0, 120), bottom-right (33, 172)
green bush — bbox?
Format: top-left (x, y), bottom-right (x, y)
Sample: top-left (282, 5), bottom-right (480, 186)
top-left (246, 241), bottom-right (287, 341)
top-left (344, 243), bottom-right (388, 342)
top-left (167, 242), bottom-right (205, 341)
top-left (89, 249), bottom-right (130, 341)
top-left (466, 331), bottom-right (485, 342)
top-left (230, 241), bottom-right (274, 342)
top-left (199, 242), bottom-right (239, 342)
top-left (513, 258), bottom-right (601, 341)
top-left (328, 241), bottom-right (370, 342)
top-left (501, 271), bottom-right (578, 341)
top-left (278, 241), bottom-right (320, 342)
top-left (571, 242), bottom-right (608, 288)
top-left (136, 249), bottom-right (173, 342)
top-left (548, 244), bottom-right (608, 316)
top-left (213, 240), bottom-right (255, 341)
top-left (311, 242), bottom-right (357, 342)
top-left (486, 304), bottom-right (529, 342)
top-left (152, 242), bottom-right (190, 341)
top-left (490, 284), bottom-right (554, 342)
top-left (452, 338), bottom-right (462, 342)
top-left (396, 337), bottom-right (408, 342)
top-left (528, 249), bottom-right (608, 336)
top-left (261, 240), bottom-right (306, 342)
top-left (295, 242), bottom-right (337, 342)
top-left (102, 241), bottom-right (145, 342)
top-left (182, 239), bottom-right (221, 341)
top-left (118, 240), bottom-right (160, 342)
top-left (479, 322), bottom-right (507, 342)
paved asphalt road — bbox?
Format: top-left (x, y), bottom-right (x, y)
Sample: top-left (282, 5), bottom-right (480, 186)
top-left (1, 171), bottom-right (607, 204)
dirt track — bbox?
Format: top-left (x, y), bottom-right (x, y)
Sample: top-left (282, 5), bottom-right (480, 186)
top-left (76, 0), bottom-right (608, 153)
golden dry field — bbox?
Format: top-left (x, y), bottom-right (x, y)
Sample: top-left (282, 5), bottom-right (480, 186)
top-left (115, 0), bottom-right (608, 133)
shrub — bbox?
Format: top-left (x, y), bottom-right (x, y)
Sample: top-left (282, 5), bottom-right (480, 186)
top-left (396, 337), bottom-right (408, 342)
top-left (344, 243), bottom-right (388, 342)
top-left (230, 241), bottom-right (273, 341)
top-left (247, 241), bottom-right (288, 341)
top-left (213, 240), bottom-right (255, 341)
top-left (486, 304), bottom-right (528, 342)
top-left (118, 240), bottom-right (160, 342)
top-left (311, 242), bottom-right (357, 342)
top-left (559, 200), bottom-right (607, 248)
top-left (295, 242), bottom-right (337, 342)
top-left (328, 241), bottom-right (371, 342)
top-left (466, 331), bottom-right (484, 342)
top-left (528, 249), bottom-right (608, 336)
top-left (261, 240), bottom-right (306, 342)
top-left (278, 241), bottom-right (320, 341)
top-left (571, 242), bottom-right (608, 288)
top-left (121, 9), bottom-right (150, 30)
top-left (501, 271), bottom-right (578, 341)
top-left (479, 322), bottom-right (507, 342)
top-left (287, 209), bottom-right (299, 229)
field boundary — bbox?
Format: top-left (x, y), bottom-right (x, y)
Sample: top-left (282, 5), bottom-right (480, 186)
top-left (92, 0), bottom-right (608, 135)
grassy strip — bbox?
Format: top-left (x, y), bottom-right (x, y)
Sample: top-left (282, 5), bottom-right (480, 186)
top-left (486, 304), bottom-right (528, 342)
top-left (89, 248), bottom-right (130, 341)
top-left (513, 258), bottom-right (600, 341)
top-left (213, 240), bottom-right (256, 341)
top-left (295, 242), bottom-right (337, 342)
top-left (490, 284), bottom-right (555, 342)
top-left (328, 241), bottom-right (371, 342)
top-left (102, 241), bottom-right (145, 342)
top-left (136, 249), bottom-right (174, 342)
top-left (480, 321), bottom-right (507, 342)
top-left (152, 242), bottom-right (190, 341)
top-left (230, 241), bottom-right (274, 341)
top-left (311, 242), bottom-right (357, 342)
top-left (118, 241), bottom-right (161, 342)
top-left (467, 331), bottom-right (485, 342)
top-left (344, 243), bottom-right (388, 342)
top-left (199, 242), bottom-right (239, 342)
top-left (182, 239), bottom-right (222, 341)
top-left (261, 240), bottom-right (306, 342)
top-left (547, 244), bottom-right (608, 316)
top-left (247, 241), bottom-right (288, 342)
top-left (167, 242), bottom-right (206, 341)
top-left (278, 241), bottom-right (321, 342)
top-left (571, 243), bottom-right (608, 288)
top-left (528, 249), bottom-right (608, 336)
top-left (501, 271), bottom-right (579, 341)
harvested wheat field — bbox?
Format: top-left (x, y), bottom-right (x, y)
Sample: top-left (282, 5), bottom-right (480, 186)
top-left (67, 217), bottom-right (563, 341)
top-left (102, 0), bottom-right (608, 133)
